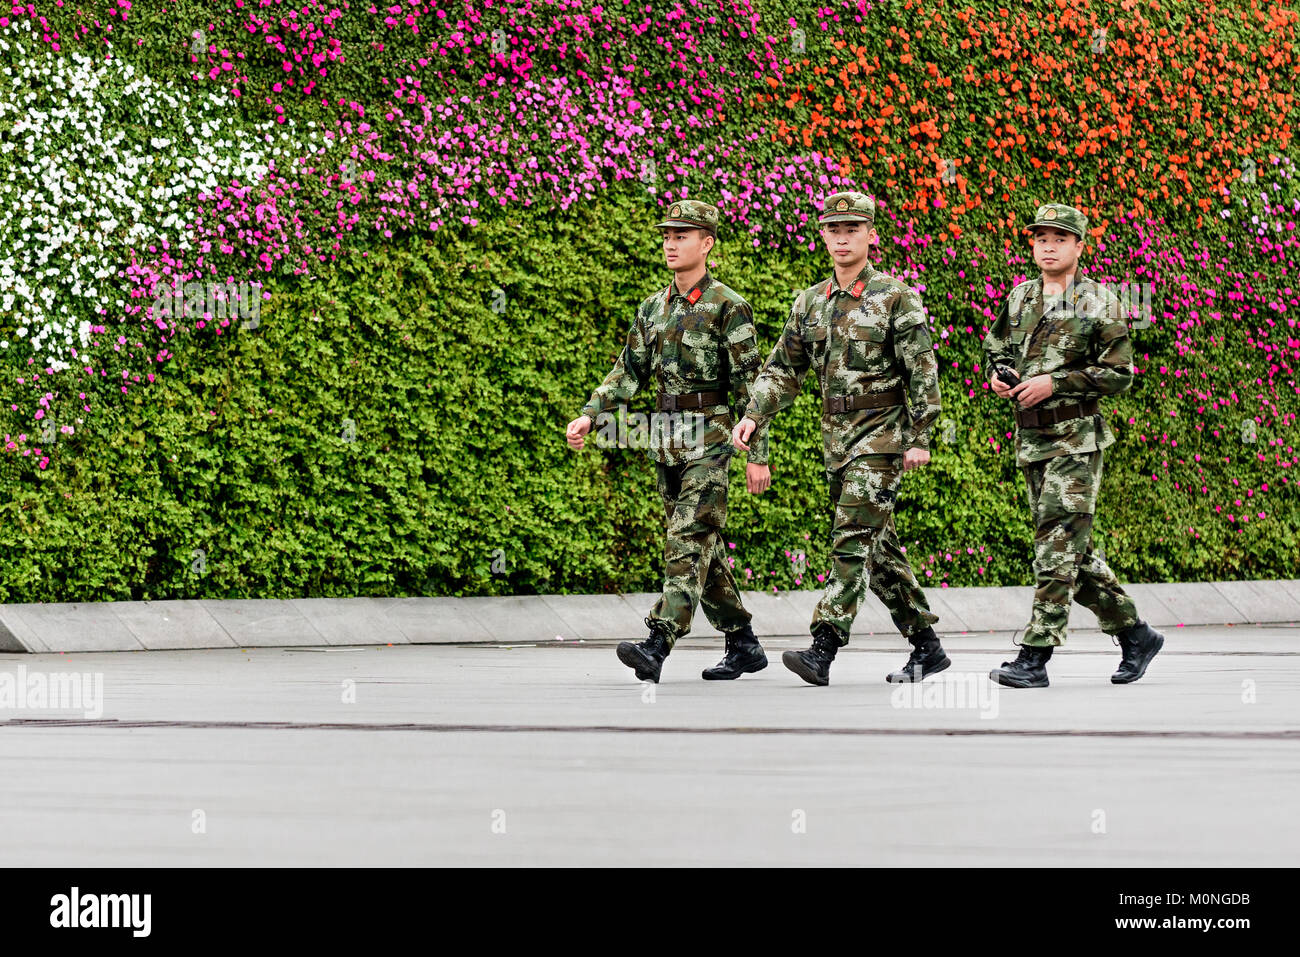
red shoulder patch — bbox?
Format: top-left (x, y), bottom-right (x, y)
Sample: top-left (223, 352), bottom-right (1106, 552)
top-left (850, 280), bottom-right (865, 298)
top-left (687, 287), bottom-right (702, 305)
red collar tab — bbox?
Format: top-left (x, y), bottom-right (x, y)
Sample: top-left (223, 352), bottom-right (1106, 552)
top-left (850, 280), bottom-right (865, 298)
top-left (825, 282), bottom-right (834, 299)
top-left (687, 287), bottom-right (702, 305)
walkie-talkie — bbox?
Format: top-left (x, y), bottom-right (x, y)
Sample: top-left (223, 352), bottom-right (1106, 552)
top-left (994, 363), bottom-right (1021, 389)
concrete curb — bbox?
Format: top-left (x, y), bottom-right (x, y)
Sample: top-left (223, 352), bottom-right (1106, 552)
top-left (0, 580), bottom-right (1296, 653)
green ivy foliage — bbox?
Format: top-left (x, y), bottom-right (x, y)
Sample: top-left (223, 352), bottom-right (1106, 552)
top-left (2, 187), bottom-right (1293, 601)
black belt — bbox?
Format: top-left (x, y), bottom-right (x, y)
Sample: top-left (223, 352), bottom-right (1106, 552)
top-left (1014, 398), bottom-right (1099, 428)
top-left (657, 390), bottom-right (727, 411)
top-left (824, 387), bottom-right (905, 414)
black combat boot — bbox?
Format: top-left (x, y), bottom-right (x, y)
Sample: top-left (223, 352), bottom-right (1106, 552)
top-left (885, 627), bottom-right (951, 683)
top-left (701, 623), bottom-right (768, 680)
top-left (617, 618), bottom-right (674, 683)
top-left (989, 642), bottom-right (1053, 688)
top-left (1111, 620), bottom-right (1165, 684)
top-left (782, 622), bottom-right (843, 686)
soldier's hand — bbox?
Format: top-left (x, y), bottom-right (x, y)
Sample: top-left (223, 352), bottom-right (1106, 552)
top-left (746, 463), bottom-right (771, 494)
top-left (732, 417), bottom-right (756, 451)
top-left (1010, 374), bottom-right (1053, 408)
top-left (902, 447), bottom-right (930, 471)
top-left (566, 415), bottom-right (593, 450)
top-left (989, 370), bottom-right (1013, 398)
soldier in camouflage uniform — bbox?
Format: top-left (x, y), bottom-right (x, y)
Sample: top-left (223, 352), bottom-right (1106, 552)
top-left (566, 199), bottom-right (772, 683)
top-left (733, 191), bottom-right (949, 686)
top-left (982, 202), bottom-right (1165, 688)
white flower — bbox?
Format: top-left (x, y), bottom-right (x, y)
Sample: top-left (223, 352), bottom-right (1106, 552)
top-left (0, 21), bottom-right (318, 370)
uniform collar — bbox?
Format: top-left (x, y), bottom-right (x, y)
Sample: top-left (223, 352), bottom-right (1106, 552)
top-left (668, 269), bottom-right (713, 305)
top-left (826, 262), bottom-right (875, 300)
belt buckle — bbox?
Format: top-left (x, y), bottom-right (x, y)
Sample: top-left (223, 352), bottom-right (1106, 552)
top-left (662, 394), bottom-right (677, 411)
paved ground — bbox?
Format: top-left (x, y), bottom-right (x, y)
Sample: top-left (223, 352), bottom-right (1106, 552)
top-left (0, 624), bottom-right (1296, 866)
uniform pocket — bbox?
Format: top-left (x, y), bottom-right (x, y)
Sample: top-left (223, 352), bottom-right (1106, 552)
top-left (834, 457), bottom-right (902, 528)
top-left (674, 456), bottom-right (729, 530)
top-left (643, 324), bottom-right (663, 378)
top-left (1038, 452), bottom-right (1100, 516)
top-left (801, 324), bottom-right (828, 361)
top-left (1048, 330), bottom-right (1088, 362)
top-left (678, 328), bottom-right (717, 377)
top-left (846, 322), bottom-right (890, 372)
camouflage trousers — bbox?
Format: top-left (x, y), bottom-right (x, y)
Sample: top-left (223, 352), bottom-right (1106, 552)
top-left (647, 453), bottom-right (751, 648)
top-left (811, 453), bottom-right (939, 643)
top-left (1020, 449), bottom-right (1140, 646)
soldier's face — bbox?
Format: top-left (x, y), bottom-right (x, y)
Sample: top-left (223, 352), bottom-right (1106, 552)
top-left (1030, 227), bottom-right (1083, 274)
top-left (820, 221), bottom-right (877, 266)
top-left (661, 228), bottom-right (712, 270)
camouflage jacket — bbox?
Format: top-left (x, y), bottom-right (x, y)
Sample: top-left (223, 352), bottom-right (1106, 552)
top-left (982, 271), bottom-right (1134, 466)
top-left (579, 271), bottom-right (770, 466)
top-left (744, 263), bottom-right (941, 471)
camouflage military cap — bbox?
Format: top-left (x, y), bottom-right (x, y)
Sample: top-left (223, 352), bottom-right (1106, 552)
top-left (1028, 203), bottom-right (1088, 240)
top-left (655, 199), bottom-right (720, 234)
top-left (818, 191), bottom-right (876, 225)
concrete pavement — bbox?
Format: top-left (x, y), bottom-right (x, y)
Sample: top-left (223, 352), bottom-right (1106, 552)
top-left (0, 623), bottom-right (1296, 865)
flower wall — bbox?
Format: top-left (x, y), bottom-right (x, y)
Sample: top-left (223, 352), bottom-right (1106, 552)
top-left (0, 0), bottom-right (1294, 600)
